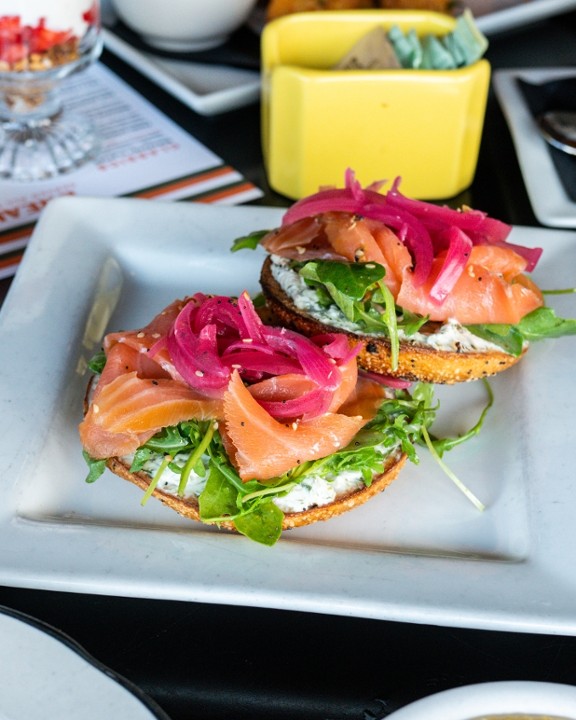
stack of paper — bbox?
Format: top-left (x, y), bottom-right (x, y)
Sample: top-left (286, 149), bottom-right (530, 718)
top-left (0, 62), bottom-right (263, 279)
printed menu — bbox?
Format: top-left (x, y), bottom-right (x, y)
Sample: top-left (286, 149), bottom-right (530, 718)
top-left (0, 62), bottom-right (263, 279)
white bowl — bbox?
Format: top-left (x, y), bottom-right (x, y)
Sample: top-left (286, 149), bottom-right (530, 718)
top-left (386, 682), bottom-right (576, 720)
top-left (110, 0), bottom-right (259, 51)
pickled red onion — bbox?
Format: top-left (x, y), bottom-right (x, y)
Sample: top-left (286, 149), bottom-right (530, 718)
top-left (278, 171), bottom-right (543, 292)
top-left (254, 386), bottom-right (333, 421)
top-left (430, 227), bottom-right (473, 303)
top-left (491, 240), bottom-right (543, 272)
top-left (166, 292), bottom-right (358, 420)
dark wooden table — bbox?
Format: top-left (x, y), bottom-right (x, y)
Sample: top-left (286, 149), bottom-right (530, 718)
top-left (1, 10), bottom-right (576, 720)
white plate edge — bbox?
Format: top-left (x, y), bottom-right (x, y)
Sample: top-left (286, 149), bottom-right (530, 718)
top-left (0, 606), bottom-right (168, 720)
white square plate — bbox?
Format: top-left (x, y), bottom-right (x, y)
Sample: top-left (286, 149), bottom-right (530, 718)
top-left (0, 607), bottom-right (167, 719)
top-left (2, 196), bottom-right (576, 634)
top-left (494, 68), bottom-right (576, 228)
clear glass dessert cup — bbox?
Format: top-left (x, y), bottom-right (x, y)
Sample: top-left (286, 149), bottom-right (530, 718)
top-left (0, 1), bottom-right (103, 181)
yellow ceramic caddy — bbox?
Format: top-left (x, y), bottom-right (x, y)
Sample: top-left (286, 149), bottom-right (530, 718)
top-left (261, 11), bottom-right (490, 200)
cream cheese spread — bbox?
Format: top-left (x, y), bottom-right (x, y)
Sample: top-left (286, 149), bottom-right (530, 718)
top-left (125, 446), bottom-right (398, 515)
top-left (270, 254), bottom-right (506, 354)
top-left (127, 451), bottom-right (208, 501)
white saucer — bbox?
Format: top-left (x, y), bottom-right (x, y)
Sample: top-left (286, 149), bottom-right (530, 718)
top-left (0, 606), bottom-right (168, 720)
top-left (386, 681), bottom-right (576, 720)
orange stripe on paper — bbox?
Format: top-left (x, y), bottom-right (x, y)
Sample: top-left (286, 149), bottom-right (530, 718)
top-left (0, 223), bottom-right (34, 246)
top-left (131, 165), bottom-right (235, 199)
top-left (0, 248), bottom-right (24, 270)
top-left (195, 182), bottom-right (258, 204)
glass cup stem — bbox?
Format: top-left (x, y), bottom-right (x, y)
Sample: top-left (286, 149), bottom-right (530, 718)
top-left (0, 3), bottom-right (102, 181)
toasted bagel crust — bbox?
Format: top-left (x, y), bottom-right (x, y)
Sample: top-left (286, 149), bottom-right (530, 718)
top-left (106, 453), bottom-right (406, 531)
top-left (260, 256), bottom-right (525, 384)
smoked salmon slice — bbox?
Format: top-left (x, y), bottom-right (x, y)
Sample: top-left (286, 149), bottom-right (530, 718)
top-left (396, 245), bottom-right (544, 325)
top-left (262, 216), bottom-right (339, 260)
top-left (103, 297), bottom-right (186, 353)
top-left (323, 213), bottom-right (387, 265)
top-left (263, 212), bottom-right (395, 267)
top-left (80, 371), bottom-right (223, 459)
top-left (104, 298), bottom-right (187, 383)
top-left (372, 223), bottom-right (414, 297)
top-left (245, 356), bottom-right (358, 420)
top-left (338, 375), bottom-right (392, 421)
top-left (93, 343), bottom-right (139, 401)
top-left (223, 371), bottom-right (366, 481)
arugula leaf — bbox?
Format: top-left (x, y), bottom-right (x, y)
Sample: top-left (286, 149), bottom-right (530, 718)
top-left (542, 288), bottom-right (576, 296)
top-left (300, 260), bottom-right (385, 303)
top-left (464, 323), bottom-right (525, 357)
top-left (422, 380), bottom-right (493, 511)
top-left (178, 421), bottom-right (216, 496)
top-left (374, 280), bottom-right (399, 371)
top-left (398, 308), bottom-right (430, 336)
top-left (87, 351), bottom-right (107, 374)
top-left (199, 462), bottom-right (285, 546)
top-left (145, 425), bottom-right (195, 453)
top-left (300, 260), bottom-right (385, 328)
top-left (83, 451), bottom-right (107, 483)
top-left (233, 502), bottom-right (283, 547)
top-left (299, 260), bottom-right (394, 330)
top-left (130, 447), bottom-right (154, 472)
top-left (199, 463), bottom-right (239, 521)
top-left (467, 306), bottom-right (576, 354)
top-left (141, 454), bottom-right (172, 505)
top-left (251, 292), bottom-right (267, 309)
top-left (517, 306), bottom-right (576, 341)
top-left (231, 230), bottom-right (270, 252)
top-left (422, 425), bottom-right (485, 512)
top-left (430, 379), bottom-right (494, 457)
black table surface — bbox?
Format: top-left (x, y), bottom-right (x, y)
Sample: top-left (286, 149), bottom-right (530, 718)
top-left (1, 10), bottom-right (576, 720)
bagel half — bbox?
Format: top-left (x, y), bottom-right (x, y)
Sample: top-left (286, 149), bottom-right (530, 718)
top-left (84, 378), bottom-right (408, 535)
top-left (260, 255), bottom-right (525, 384)
top-left (105, 451), bottom-right (406, 532)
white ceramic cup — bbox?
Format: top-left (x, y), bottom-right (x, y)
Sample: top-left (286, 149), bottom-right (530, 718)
top-left (111, 0), bottom-right (259, 51)
top-left (385, 682), bottom-right (576, 720)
